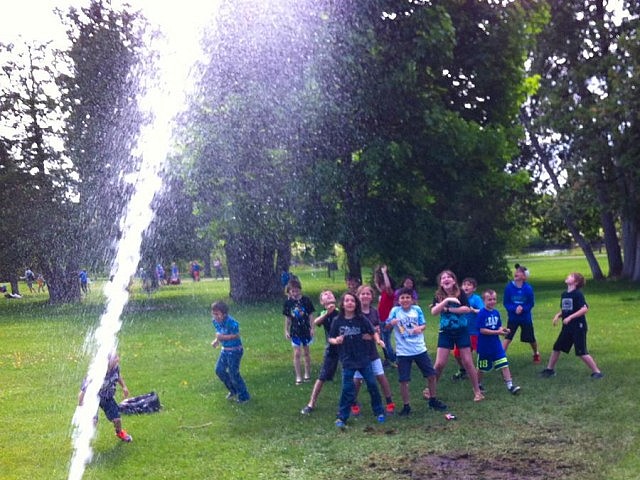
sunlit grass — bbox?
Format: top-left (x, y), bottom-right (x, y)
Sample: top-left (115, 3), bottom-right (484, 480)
top-left (1, 260), bottom-right (639, 479)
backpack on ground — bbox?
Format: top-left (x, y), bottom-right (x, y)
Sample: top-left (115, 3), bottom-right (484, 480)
top-left (118, 391), bottom-right (161, 414)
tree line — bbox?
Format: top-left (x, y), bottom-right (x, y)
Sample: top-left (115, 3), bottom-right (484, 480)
top-left (1, 0), bottom-right (639, 303)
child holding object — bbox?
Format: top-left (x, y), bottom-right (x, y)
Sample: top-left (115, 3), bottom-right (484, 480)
top-left (78, 351), bottom-right (132, 442)
top-left (211, 301), bottom-right (250, 403)
top-left (540, 273), bottom-right (604, 379)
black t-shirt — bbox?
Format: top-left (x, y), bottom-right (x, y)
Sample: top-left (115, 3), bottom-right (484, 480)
top-left (329, 314), bottom-right (375, 370)
top-left (283, 296), bottom-right (315, 339)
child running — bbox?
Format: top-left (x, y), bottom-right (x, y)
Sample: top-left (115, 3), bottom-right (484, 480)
top-left (283, 279), bottom-right (315, 385)
top-left (386, 287), bottom-right (446, 415)
top-left (300, 290), bottom-right (340, 414)
top-left (329, 292), bottom-right (386, 428)
top-left (476, 290), bottom-right (521, 395)
top-left (540, 273), bottom-right (604, 379)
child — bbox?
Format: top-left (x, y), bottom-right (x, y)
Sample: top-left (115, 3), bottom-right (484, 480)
top-left (300, 290), bottom-right (340, 414)
top-left (351, 285), bottom-right (396, 416)
top-left (78, 351), bottom-right (132, 442)
top-left (345, 273), bottom-right (361, 295)
top-left (476, 290), bottom-right (521, 395)
top-left (386, 287), bottom-right (446, 415)
top-left (329, 292), bottom-right (385, 428)
top-left (503, 263), bottom-right (540, 363)
top-left (283, 279), bottom-right (315, 385)
top-left (540, 273), bottom-right (604, 379)
top-left (211, 301), bottom-right (250, 403)
top-left (374, 265), bottom-right (397, 367)
top-left (431, 270), bottom-right (484, 402)
top-left (451, 277), bottom-right (483, 380)
top-left (393, 275), bottom-right (419, 305)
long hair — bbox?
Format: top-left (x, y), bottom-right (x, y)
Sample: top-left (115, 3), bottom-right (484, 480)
top-left (434, 270), bottom-right (461, 302)
top-left (338, 292), bottom-right (362, 317)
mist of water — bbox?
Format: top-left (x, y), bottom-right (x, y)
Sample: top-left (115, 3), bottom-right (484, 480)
top-left (68, 5), bottom-right (215, 479)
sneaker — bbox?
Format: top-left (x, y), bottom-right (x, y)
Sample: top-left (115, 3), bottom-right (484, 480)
top-left (116, 430), bottom-right (132, 442)
top-left (335, 418), bottom-right (346, 429)
top-left (300, 405), bottom-right (314, 415)
top-left (479, 383), bottom-right (486, 392)
top-left (385, 402), bottom-right (396, 415)
top-left (398, 405), bottom-right (411, 416)
top-left (377, 414), bottom-right (386, 424)
top-left (451, 370), bottom-right (467, 381)
top-left (428, 397), bottom-right (448, 411)
top-left (509, 385), bottom-right (521, 395)
top-left (350, 404), bottom-right (361, 417)
top-left (591, 372), bottom-right (604, 379)
top-left (533, 353), bottom-right (541, 364)
top-left (236, 397), bottom-right (250, 404)
top-left (226, 392), bottom-right (237, 401)
top-left (539, 368), bottom-right (556, 378)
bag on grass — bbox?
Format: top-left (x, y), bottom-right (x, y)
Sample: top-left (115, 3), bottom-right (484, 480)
top-left (118, 391), bottom-right (161, 414)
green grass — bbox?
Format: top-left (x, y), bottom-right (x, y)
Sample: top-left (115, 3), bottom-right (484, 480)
top-left (1, 259), bottom-right (639, 479)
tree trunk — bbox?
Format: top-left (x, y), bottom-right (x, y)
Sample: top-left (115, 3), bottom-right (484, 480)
top-left (596, 184), bottom-right (624, 278)
top-left (225, 233), bottom-right (281, 302)
top-left (8, 272), bottom-right (20, 296)
top-left (621, 219), bottom-right (637, 280)
top-left (275, 240), bottom-right (291, 273)
top-left (46, 266), bottom-right (81, 304)
top-left (342, 241), bottom-right (362, 284)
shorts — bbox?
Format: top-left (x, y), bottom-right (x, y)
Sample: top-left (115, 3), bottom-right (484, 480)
top-left (354, 358), bottom-right (384, 379)
top-left (553, 324), bottom-right (588, 356)
top-left (477, 354), bottom-right (509, 372)
top-left (453, 335), bottom-right (478, 358)
top-left (397, 351), bottom-right (435, 383)
top-left (291, 336), bottom-right (313, 348)
top-left (99, 396), bottom-right (120, 421)
top-left (504, 321), bottom-right (536, 343)
top-left (318, 345), bottom-right (340, 381)
top-left (437, 328), bottom-right (471, 350)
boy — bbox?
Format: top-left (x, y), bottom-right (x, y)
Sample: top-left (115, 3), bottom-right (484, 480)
top-left (78, 351), bottom-right (132, 442)
top-left (451, 277), bottom-right (483, 381)
top-left (540, 273), bottom-right (603, 379)
top-left (211, 301), bottom-right (250, 403)
top-left (300, 290), bottom-right (340, 414)
top-left (385, 287), bottom-right (446, 416)
top-left (283, 279), bottom-right (315, 384)
top-left (502, 264), bottom-right (540, 363)
top-left (476, 290), bottom-right (521, 395)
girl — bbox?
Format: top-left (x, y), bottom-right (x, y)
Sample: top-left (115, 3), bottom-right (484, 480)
top-left (282, 279), bottom-right (315, 384)
top-left (431, 270), bottom-right (484, 402)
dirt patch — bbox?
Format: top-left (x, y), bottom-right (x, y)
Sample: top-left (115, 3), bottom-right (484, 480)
top-left (369, 450), bottom-right (575, 479)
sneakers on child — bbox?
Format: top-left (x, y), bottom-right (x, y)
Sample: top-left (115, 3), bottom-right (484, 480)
top-left (428, 397), bottom-right (447, 411)
top-left (350, 404), bottom-right (361, 417)
top-left (300, 405), bottom-right (314, 415)
top-left (398, 405), bottom-right (412, 416)
top-left (508, 385), bottom-right (521, 395)
top-left (377, 414), bottom-right (386, 424)
top-left (226, 392), bottom-right (237, 401)
top-left (116, 430), bottom-right (132, 442)
top-left (335, 418), bottom-right (346, 429)
top-left (539, 368), bottom-right (556, 378)
top-left (591, 372), bottom-right (604, 379)
top-left (533, 353), bottom-right (541, 364)
top-left (385, 402), bottom-right (396, 414)
top-left (451, 370), bottom-right (467, 381)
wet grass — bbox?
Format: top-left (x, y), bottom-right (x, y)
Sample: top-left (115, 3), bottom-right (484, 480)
top-left (1, 259), bottom-right (639, 479)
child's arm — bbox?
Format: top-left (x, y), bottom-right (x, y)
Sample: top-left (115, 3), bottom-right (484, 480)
top-left (314, 304), bottom-right (336, 325)
top-left (78, 389), bottom-right (85, 406)
top-left (479, 327), bottom-right (509, 336)
top-left (552, 310), bottom-right (562, 326)
top-left (118, 377), bottom-right (130, 398)
top-left (284, 316), bottom-right (291, 339)
top-left (561, 305), bottom-right (588, 325)
top-left (308, 314), bottom-right (315, 337)
top-left (381, 266), bottom-right (393, 293)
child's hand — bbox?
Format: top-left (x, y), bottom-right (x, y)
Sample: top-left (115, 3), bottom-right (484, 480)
top-left (445, 297), bottom-right (461, 305)
top-left (326, 303), bottom-right (336, 314)
top-left (334, 335), bottom-right (345, 345)
top-left (212, 339), bottom-right (220, 348)
top-left (122, 386), bottom-right (129, 398)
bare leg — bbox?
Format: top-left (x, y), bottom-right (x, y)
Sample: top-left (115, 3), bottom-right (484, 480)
top-left (580, 354), bottom-right (601, 374)
top-left (302, 345), bottom-right (311, 379)
top-left (293, 347), bottom-right (302, 382)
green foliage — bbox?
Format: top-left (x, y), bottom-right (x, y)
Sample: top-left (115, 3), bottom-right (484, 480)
top-left (2, 259), bottom-right (640, 479)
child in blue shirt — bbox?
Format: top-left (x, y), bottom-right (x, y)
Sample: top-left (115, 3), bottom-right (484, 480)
top-left (211, 301), bottom-right (250, 403)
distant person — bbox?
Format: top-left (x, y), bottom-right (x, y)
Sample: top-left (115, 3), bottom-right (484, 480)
top-left (36, 273), bottom-right (46, 293)
top-left (156, 264), bottom-right (166, 285)
top-left (502, 263), bottom-right (540, 364)
top-left (540, 273), bottom-right (604, 379)
top-left (169, 262), bottom-right (180, 285)
top-left (214, 258), bottom-right (224, 280)
top-left (345, 273), bottom-right (361, 295)
top-left (476, 289), bottom-right (521, 395)
top-left (78, 351), bottom-right (132, 442)
top-left (300, 290), bottom-right (340, 414)
top-left (190, 261), bottom-right (201, 282)
top-left (393, 275), bottom-right (418, 305)
top-left (211, 301), bottom-right (250, 403)
top-left (24, 268), bottom-right (35, 293)
top-left (451, 277), bottom-right (483, 381)
top-left (374, 264), bottom-right (397, 367)
top-left (79, 269), bottom-right (89, 294)
top-left (282, 279), bottom-right (315, 385)
top-left (329, 292), bottom-right (386, 428)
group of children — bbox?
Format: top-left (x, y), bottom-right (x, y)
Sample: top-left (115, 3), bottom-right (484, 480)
top-left (85, 264), bottom-right (604, 442)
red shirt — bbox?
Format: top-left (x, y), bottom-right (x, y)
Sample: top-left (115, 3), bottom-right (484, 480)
top-left (377, 290), bottom-right (395, 322)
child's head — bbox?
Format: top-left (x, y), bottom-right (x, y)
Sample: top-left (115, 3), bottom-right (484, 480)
top-left (286, 279), bottom-right (302, 298)
top-left (397, 287), bottom-right (414, 308)
top-left (482, 289), bottom-right (498, 309)
top-left (211, 300), bottom-right (229, 321)
top-left (339, 292), bottom-right (361, 316)
top-left (356, 285), bottom-right (374, 306)
top-left (567, 272), bottom-right (585, 289)
top-left (435, 270), bottom-right (460, 300)
top-left (345, 274), bottom-right (361, 292)
top-left (514, 263), bottom-right (530, 281)
top-left (461, 277), bottom-right (477, 295)
top-left (319, 290), bottom-right (336, 307)
top-left (401, 275), bottom-right (416, 290)
top-left (107, 350), bottom-right (120, 370)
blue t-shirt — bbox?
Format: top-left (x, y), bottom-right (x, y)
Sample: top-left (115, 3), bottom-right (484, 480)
top-left (476, 307), bottom-right (506, 360)
top-left (213, 314), bottom-right (243, 349)
top-left (386, 305), bottom-right (427, 356)
top-left (329, 314), bottom-right (376, 369)
top-left (464, 293), bottom-right (484, 336)
top-left (433, 291), bottom-right (469, 331)
top-left (503, 281), bottom-right (534, 324)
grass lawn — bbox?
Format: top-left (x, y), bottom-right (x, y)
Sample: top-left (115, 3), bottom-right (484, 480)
top-left (1, 256), bottom-right (640, 479)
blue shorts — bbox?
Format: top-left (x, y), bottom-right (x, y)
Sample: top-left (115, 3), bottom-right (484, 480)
top-left (291, 336), bottom-right (313, 348)
top-left (397, 351), bottom-right (435, 383)
top-left (99, 396), bottom-right (120, 421)
top-left (477, 354), bottom-right (509, 372)
top-left (437, 328), bottom-right (471, 350)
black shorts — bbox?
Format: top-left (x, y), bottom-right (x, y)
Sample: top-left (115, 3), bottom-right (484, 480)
top-left (100, 396), bottom-right (120, 421)
top-left (504, 321), bottom-right (536, 343)
top-left (318, 345), bottom-right (340, 381)
top-left (553, 323), bottom-right (588, 356)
